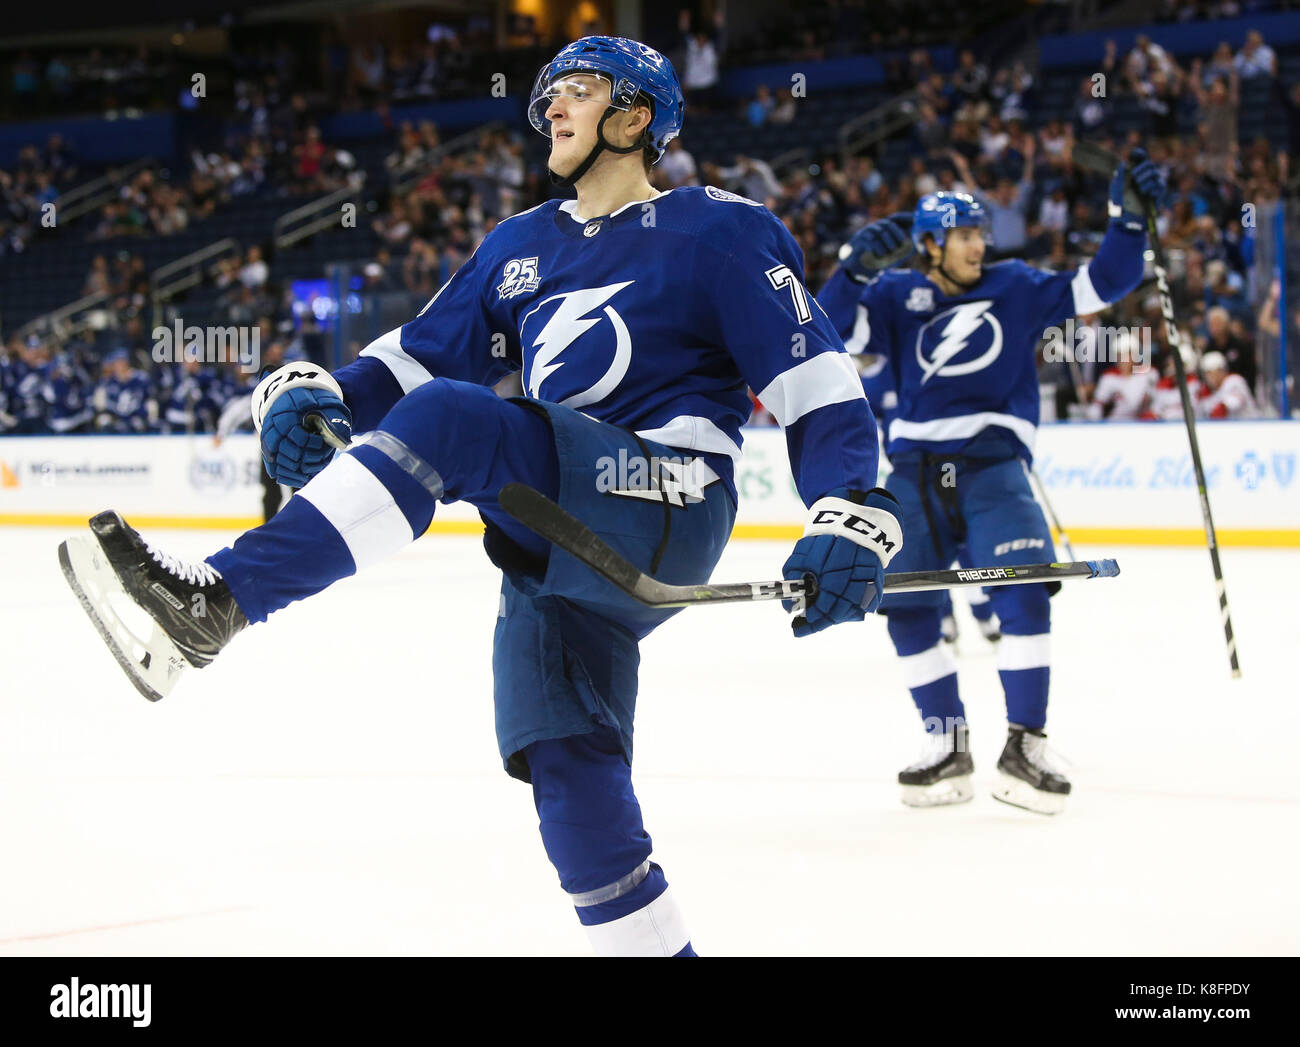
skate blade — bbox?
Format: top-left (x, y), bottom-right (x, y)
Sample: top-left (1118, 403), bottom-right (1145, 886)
top-left (991, 771), bottom-right (1067, 815)
top-left (901, 776), bottom-right (974, 808)
top-left (58, 536), bottom-right (187, 702)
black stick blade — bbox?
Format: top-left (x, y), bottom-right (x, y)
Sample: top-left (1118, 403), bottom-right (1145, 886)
top-left (497, 482), bottom-right (644, 593)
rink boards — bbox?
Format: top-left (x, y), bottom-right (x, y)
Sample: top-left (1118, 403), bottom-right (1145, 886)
top-left (1, 420), bottom-right (1297, 546)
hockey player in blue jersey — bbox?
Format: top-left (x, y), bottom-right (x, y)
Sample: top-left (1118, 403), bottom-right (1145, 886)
top-left (59, 36), bottom-right (903, 956)
top-left (93, 349), bottom-right (156, 433)
top-left (819, 153), bottom-right (1163, 814)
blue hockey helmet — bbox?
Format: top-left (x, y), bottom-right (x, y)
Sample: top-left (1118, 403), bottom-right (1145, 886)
top-left (528, 36), bottom-right (684, 167)
top-left (912, 192), bottom-right (992, 253)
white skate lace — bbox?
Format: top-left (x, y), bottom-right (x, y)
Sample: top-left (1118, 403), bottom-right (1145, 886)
top-left (905, 730), bottom-right (956, 772)
top-left (146, 541), bottom-right (221, 587)
top-left (1021, 732), bottom-right (1069, 775)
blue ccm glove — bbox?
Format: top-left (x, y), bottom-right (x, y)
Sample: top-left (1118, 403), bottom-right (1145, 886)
top-left (1109, 147), bottom-right (1166, 233)
top-left (837, 212), bottom-right (915, 283)
top-left (251, 362), bottom-right (353, 487)
top-left (782, 487), bottom-right (903, 637)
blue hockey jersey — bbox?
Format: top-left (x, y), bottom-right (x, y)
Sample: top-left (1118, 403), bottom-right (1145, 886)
top-left (95, 371), bottom-right (154, 433)
top-left (333, 185), bottom-right (879, 506)
top-left (817, 221), bottom-right (1146, 461)
top-left (43, 358), bottom-right (93, 433)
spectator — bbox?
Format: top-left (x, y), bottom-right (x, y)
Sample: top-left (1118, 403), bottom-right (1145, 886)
top-left (978, 115), bottom-right (1010, 165)
top-left (83, 255), bottom-right (111, 297)
top-left (951, 49), bottom-right (988, 102)
top-left (1125, 34), bottom-right (1174, 91)
top-left (1073, 75), bottom-right (1109, 138)
top-left (949, 139), bottom-right (1035, 255)
top-left (769, 88), bottom-right (797, 125)
top-left (293, 125), bottom-right (329, 194)
top-left (1037, 183), bottom-right (1069, 234)
top-left (991, 62), bottom-right (1033, 121)
top-left (239, 246), bottom-right (269, 290)
top-left (655, 137), bottom-right (698, 189)
top-left (1197, 351), bottom-right (1258, 417)
top-left (7, 337), bottom-right (49, 433)
top-left (747, 85), bottom-right (774, 128)
top-left (913, 103), bottom-right (949, 159)
top-left (715, 154), bottom-right (782, 204)
top-left (1203, 42), bottom-right (1236, 87)
top-left (680, 10), bottom-right (723, 111)
top-left (1194, 72), bottom-right (1239, 182)
top-left (1198, 305), bottom-right (1256, 389)
top-left (1234, 30), bottom-right (1276, 80)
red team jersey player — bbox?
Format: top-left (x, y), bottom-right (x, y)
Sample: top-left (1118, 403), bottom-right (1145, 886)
top-left (58, 37), bottom-right (903, 956)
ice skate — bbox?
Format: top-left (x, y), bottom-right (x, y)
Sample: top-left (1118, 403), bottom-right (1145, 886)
top-left (58, 511), bottom-right (247, 702)
top-left (992, 724), bottom-right (1071, 815)
top-left (899, 721), bottom-right (973, 807)
top-left (976, 611), bottom-right (1001, 642)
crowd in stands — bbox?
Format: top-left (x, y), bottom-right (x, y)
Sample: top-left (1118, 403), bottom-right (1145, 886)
top-left (0, 325), bottom-right (310, 436)
top-left (3, 11), bottom-right (1298, 436)
top-left (0, 135), bottom-right (80, 256)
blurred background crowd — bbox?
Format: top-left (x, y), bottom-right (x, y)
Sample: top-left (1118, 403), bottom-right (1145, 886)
top-left (1, 0), bottom-right (1297, 437)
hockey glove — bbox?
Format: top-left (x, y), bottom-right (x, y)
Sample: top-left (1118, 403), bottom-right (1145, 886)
top-left (252, 362), bottom-right (353, 487)
top-left (838, 213), bottom-right (915, 283)
top-left (1109, 148), bottom-right (1166, 233)
top-left (782, 487), bottom-right (903, 637)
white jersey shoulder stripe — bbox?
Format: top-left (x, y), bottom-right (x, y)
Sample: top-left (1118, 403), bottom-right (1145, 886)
top-left (634, 414), bottom-right (742, 463)
top-left (755, 350), bottom-right (865, 430)
top-left (359, 326), bottom-right (435, 395)
top-left (1071, 264), bottom-right (1109, 314)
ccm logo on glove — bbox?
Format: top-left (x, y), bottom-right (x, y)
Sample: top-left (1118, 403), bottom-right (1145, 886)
top-left (251, 362), bottom-right (345, 433)
top-left (803, 496), bottom-right (902, 567)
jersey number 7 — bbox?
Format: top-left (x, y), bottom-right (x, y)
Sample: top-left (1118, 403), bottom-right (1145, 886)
top-left (765, 264), bottom-right (814, 324)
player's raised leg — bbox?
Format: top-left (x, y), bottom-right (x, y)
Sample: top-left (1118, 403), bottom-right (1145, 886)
top-left (60, 374), bottom-right (559, 701)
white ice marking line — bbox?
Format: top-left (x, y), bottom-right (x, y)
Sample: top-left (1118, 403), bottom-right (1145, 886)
top-left (0, 905), bottom-right (256, 945)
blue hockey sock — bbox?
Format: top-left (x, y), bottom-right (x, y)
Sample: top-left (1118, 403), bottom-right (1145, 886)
top-left (527, 727), bottom-right (692, 957)
top-left (990, 585), bottom-right (1051, 729)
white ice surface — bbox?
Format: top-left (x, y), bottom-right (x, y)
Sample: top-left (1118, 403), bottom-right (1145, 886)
top-left (1, 526), bottom-right (1297, 956)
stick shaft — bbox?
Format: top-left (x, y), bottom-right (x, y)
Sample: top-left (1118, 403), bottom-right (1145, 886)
top-left (498, 482), bottom-right (1119, 609)
top-left (1027, 463), bottom-right (1075, 561)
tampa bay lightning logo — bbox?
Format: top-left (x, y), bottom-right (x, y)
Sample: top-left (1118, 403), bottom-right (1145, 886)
top-left (520, 282), bottom-right (634, 409)
top-left (915, 300), bottom-right (1002, 384)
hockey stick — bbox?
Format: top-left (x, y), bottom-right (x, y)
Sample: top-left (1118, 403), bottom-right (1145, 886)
top-left (1073, 140), bottom-right (1241, 677)
top-left (306, 412), bottom-right (351, 450)
top-left (1027, 464), bottom-right (1076, 561)
top-left (498, 481), bottom-right (1118, 609)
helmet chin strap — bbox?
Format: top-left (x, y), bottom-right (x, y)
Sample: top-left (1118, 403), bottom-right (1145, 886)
top-left (548, 107), bottom-right (644, 189)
